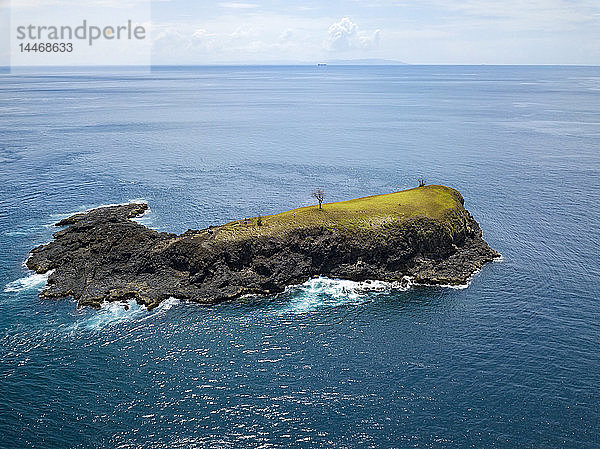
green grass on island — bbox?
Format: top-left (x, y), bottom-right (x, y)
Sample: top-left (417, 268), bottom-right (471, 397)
top-left (214, 185), bottom-right (464, 241)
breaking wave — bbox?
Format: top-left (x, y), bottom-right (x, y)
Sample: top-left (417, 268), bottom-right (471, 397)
top-left (4, 270), bottom-right (53, 293)
top-left (278, 276), bottom-right (413, 314)
top-left (65, 297), bottom-right (181, 332)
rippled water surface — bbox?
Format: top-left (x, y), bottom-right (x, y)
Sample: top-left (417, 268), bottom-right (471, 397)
top-left (1, 66), bottom-right (599, 448)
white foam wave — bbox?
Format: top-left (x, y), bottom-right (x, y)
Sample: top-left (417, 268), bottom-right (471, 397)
top-left (431, 280), bottom-right (471, 290)
top-left (66, 296), bottom-right (180, 332)
top-left (278, 267), bottom-right (503, 313)
top-left (4, 270), bottom-right (53, 293)
top-left (71, 300), bottom-right (146, 330)
top-left (130, 205), bottom-right (153, 226)
top-left (155, 296), bottom-right (180, 312)
top-left (279, 276), bottom-right (412, 314)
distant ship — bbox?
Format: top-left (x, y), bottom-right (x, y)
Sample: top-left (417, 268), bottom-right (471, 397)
top-left (317, 63), bottom-right (327, 67)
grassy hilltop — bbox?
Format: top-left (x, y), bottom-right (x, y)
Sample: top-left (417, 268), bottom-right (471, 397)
top-left (215, 185), bottom-right (464, 241)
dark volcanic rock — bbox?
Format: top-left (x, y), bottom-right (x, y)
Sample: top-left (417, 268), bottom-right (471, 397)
top-left (27, 202), bottom-right (500, 309)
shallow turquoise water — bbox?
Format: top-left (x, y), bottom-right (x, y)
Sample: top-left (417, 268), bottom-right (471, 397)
top-left (1, 66), bottom-right (599, 448)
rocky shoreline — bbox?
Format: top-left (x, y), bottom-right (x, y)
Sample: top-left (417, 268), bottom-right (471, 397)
top-left (27, 193), bottom-right (500, 309)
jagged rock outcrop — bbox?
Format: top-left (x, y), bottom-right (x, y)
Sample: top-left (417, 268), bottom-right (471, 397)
top-left (27, 192), bottom-right (499, 309)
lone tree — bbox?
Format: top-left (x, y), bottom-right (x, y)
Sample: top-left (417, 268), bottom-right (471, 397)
top-left (312, 188), bottom-right (325, 210)
top-left (418, 177), bottom-right (426, 187)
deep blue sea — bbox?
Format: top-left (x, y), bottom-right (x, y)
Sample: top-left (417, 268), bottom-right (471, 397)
top-left (1, 65), bottom-right (599, 448)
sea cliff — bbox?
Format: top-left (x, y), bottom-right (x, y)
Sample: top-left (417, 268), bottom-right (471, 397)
top-left (27, 185), bottom-right (499, 309)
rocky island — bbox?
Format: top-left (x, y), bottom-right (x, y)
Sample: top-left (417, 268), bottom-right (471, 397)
top-left (27, 185), bottom-right (499, 309)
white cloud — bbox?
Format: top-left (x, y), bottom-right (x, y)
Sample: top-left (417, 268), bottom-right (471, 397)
top-left (326, 17), bottom-right (380, 52)
top-left (149, 14), bottom-right (386, 64)
top-left (327, 17), bottom-right (357, 51)
top-left (146, 0), bottom-right (599, 64)
top-left (3, 0), bottom-right (600, 64)
top-left (148, 14), bottom-right (334, 63)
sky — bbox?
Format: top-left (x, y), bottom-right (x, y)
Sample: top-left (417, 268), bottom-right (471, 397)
top-left (2, 0), bottom-right (600, 65)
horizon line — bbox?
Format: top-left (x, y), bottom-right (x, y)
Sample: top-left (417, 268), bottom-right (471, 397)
top-left (3, 63), bottom-right (600, 69)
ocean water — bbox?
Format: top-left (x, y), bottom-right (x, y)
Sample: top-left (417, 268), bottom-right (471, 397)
top-left (0, 65), bottom-right (599, 448)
